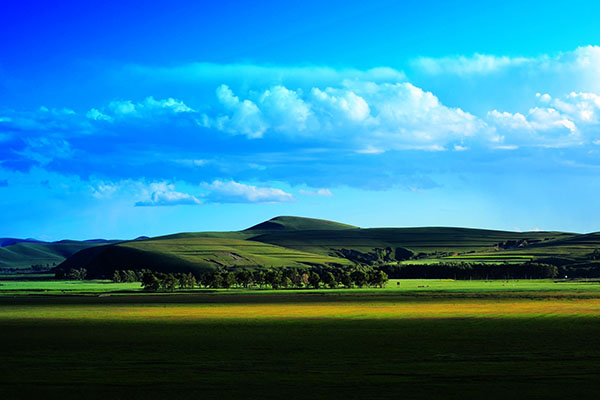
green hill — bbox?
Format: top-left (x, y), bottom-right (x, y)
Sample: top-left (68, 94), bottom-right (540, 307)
top-left (0, 240), bottom-right (120, 271)
top-left (245, 216), bottom-right (357, 231)
top-left (58, 236), bottom-right (352, 278)
top-left (247, 226), bottom-right (575, 263)
top-left (32, 216), bottom-right (600, 278)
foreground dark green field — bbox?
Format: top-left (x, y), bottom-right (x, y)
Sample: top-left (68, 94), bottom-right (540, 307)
top-left (2, 280), bottom-right (600, 399)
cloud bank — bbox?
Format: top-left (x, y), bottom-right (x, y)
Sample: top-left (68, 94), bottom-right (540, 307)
top-left (2, 45), bottom-right (600, 200)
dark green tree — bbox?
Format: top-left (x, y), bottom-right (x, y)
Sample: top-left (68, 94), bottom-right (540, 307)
top-left (350, 269), bottom-right (368, 287)
top-left (236, 270), bottom-right (252, 288)
top-left (368, 270), bottom-right (389, 288)
top-left (308, 271), bottom-right (321, 289)
top-left (141, 272), bottom-right (160, 291)
top-left (339, 271), bottom-right (353, 288)
top-left (322, 271), bottom-right (337, 289)
top-left (112, 270), bottom-right (123, 283)
top-left (265, 270), bottom-right (283, 289)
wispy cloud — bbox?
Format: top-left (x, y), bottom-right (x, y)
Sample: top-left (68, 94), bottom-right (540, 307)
top-left (411, 46), bottom-right (600, 78)
top-left (299, 188), bottom-right (333, 197)
top-left (135, 182), bottom-right (202, 206)
top-left (412, 53), bottom-right (531, 76)
top-left (124, 62), bottom-right (407, 88)
top-left (204, 180), bottom-right (294, 203)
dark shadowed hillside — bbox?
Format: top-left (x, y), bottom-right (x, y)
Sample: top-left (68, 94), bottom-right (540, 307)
top-left (0, 240), bottom-right (120, 271)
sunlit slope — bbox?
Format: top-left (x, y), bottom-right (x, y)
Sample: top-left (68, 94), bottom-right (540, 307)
top-left (248, 226), bottom-right (576, 261)
top-left (454, 231), bottom-right (600, 265)
top-left (58, 236), bottom-right (352, 277)
top-left (0, 240), bottom-right (119, 270)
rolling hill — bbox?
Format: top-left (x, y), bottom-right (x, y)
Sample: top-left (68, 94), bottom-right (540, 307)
top-left (11, 215), bottom-right (597, 278)
top-left (58, 235), bottom-right (352, 277)
top-left (0, 240), bottom-right (120, 271)
top-left (247, 224), bottom-right (576, 263)
top-left (0, 238), bottom-right (44, 247)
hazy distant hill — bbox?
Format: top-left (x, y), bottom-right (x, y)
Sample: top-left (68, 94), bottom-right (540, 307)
top-left (0, 238), bottom-right (44, 247)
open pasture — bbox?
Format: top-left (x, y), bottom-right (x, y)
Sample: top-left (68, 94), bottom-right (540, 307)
top-left (2, 281), bottom-right (600, 399)
top-left (2, 278), bottom-right (600, 295)
top-left (3, 295), bottom-right (600, 321)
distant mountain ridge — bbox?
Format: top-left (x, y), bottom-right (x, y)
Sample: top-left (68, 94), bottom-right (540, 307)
top-left (0, 238), bottom-right (45, 247)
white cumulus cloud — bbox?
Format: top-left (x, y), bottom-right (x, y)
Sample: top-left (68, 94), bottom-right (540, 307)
top-left (203, 81), bottom-right (488, 150)
top-left (87, 96), bottom-right (194, 121)
top-left (209, 85), bottom-right (267, 138)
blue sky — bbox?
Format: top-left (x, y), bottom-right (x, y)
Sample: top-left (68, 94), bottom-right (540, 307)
top-left (1, 0), bottom-right (600, 240)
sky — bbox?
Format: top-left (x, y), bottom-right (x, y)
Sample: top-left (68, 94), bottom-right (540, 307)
top-left (1, 0), bottom-right (600, 240)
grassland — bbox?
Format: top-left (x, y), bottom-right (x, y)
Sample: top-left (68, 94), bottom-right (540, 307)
top-left (248, 225), bottom-right (574, 256)
top-left (59, 236), bottom-right (353, 278)
top-left (5, 217), bottom-right (599, 278)
top-left (121, 237), bottom-right (351, 268)
top-left (2, 279), bottom-right (600, 399)
top-left (3, 278), bottom-right (600, 295)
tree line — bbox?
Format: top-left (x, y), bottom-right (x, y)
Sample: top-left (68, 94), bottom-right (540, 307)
top-left (133, 267), bottom-right (389, 292)
top-left (54, 267), bottom-right (88, 280)
top-left (54, 260), bottom-right (570, 290)
top-left (378, 262), bottom-right (559, 279)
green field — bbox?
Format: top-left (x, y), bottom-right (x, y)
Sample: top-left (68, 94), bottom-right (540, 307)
top-left (2, 278), bottom-right (600, 295)
top-left (2, 279), bottom-right (600, 399)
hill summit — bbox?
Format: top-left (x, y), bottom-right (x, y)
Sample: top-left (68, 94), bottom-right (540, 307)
top-left (245, 216), bottom-right (358, 231)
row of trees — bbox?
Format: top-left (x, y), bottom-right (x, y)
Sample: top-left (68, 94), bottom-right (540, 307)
top-left (112, 269), bottom-right (151, 283)
top-left (137, 267), bottom-right (389, 292)
top-left (379, 262), bottom-right (559, 279)
top-left (54, 267), bottom-right (88, 280)
top-left (141, 272), bottom-right (197, 291)
top-left (56, 260), bottom-right (572, 289)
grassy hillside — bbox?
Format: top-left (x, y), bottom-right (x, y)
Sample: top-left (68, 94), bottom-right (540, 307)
top-left (444, 232), bottom-right (600, 268)
top-left (247, 226), bottom-right (576, 262)
top-left (23, 216), bottom-right (600, 277)
top-left (0, 240), bottom-right (120, 271)
top-left (58, 236), bottom-right (352, 278)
